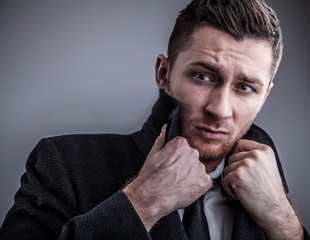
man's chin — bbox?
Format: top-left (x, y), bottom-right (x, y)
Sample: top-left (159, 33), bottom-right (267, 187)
top-left (190, 126), bottom-right (252, 162)
top-left (179, 117), bottom-right (255, 163)
top-left (188, 139), bottom-right (235, 162)
top-left (195, 142), bottom-right (234, 162)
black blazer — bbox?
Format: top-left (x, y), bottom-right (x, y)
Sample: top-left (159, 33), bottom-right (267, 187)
top-left (1, 91), bottom-right (308, 239)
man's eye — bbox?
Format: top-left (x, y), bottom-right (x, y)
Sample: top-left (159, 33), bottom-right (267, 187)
top-left (237, 84), bottom-right (254, 93)
top-left (194, 73), bottom-right (211, 82)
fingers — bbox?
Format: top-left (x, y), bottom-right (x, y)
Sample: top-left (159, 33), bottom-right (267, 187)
top-left (227, 151), bottom-right (249, 164)
top-left (224, 140), bottom-right (258, 200)
top-left (223, 159), bottom-right (243, 200)
top-left (224, 140), bottom-right (276, 201)
top-left (223, 173), bottom-right (239, 200)
top-left (224, 148), bottom-right (252, 175)
top-left (232, 139), bottom-right (265, 154)
top-left (148, 124), bottom-right (167, 156)
top-left (224, 157), bottom-right (244, 176)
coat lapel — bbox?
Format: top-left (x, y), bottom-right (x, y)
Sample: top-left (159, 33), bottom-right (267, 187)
top-left (148, 205), bottom-right (266, 240)
top-left (149, 211), bottom-right (187, 240)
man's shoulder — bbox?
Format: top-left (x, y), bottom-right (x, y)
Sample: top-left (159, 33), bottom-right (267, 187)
top-left (23, 133), bottom-right (144, 209)
top-left (30, 132), bottom-right (143, 178)
top-left (34, 132), bottom-right (138, 160)
top-left (47, 133), bottom-right (133, 147)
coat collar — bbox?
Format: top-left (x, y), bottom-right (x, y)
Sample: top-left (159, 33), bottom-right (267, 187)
top-left (131, 90), bottom-right (177, 159)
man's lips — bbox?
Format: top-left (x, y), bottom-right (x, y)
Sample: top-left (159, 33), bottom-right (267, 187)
top-left (196, 127), bottom-right (228, 141)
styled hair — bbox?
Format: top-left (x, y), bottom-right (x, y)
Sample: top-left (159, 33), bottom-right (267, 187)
top-left (167, 0), bottom-right (283, 80)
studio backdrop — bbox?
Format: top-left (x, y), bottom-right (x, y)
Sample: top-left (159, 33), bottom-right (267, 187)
top-left (0, 0), bottom-right (309, 230)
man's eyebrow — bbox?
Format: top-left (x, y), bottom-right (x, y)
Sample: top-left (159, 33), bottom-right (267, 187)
top-left (187, 61), bottom-right (266, 86)
top-left (186, 61), bottom-right (220, 72)
top-left (238, 74), bottom-right (265, 86)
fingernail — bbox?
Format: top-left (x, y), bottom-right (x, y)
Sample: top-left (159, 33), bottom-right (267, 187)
top-left (161, 124), bottom-right (167, 132)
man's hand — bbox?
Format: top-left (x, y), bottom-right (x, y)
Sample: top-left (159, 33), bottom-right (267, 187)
top-left (223, 139), bottom-right (303, 239)
top-left (123, 125), bottom-right (212, 231)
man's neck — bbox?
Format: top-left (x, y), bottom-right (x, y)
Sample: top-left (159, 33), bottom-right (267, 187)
top-left (200, 158), bottom-right (224, 173)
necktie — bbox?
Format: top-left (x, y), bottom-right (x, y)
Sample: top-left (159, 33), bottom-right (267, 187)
top-left (182, 194), bottom-right (210, 240)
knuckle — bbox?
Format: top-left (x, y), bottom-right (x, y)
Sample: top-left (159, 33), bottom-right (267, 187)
top-left (173, 136), bottom-right (188, 147)
top-left (243, 158), bottom-right (253, 168)
top-left (265, 146), bottom-right (275, 157)
top-left (261, 144), bottom-right (271, 152)
top-left (205, 175), bottom-right (212, 187)
top-left (195, 161), bottom-right (206, 172)
top-left (190, 148), bottom-right (199, 158)
top-left (223, 176), bottom-right (236, 195)
top-left (233, 167), bottom-right (244, 181)
top-left (199, 161), bottom-right (206, 170)
top-left (197, 166), bottom-right (210, 188)
top-left (195, 177), bottom-right (210, 192)
top-left (249, 149), bottom-right (260, 159)
top-left (150, 150), bottom-right (175, 168)
top-left (235, 140), bottom-right (243, 147)
top-left (149, 151), bottom-right (165, 167)
top-left (204, 178), bottom-right (213, 192)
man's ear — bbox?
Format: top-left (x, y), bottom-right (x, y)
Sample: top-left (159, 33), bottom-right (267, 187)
top-left (258, 82), bottom-right (273, 112)
top-left (155, 54), bottom-right (170, 90)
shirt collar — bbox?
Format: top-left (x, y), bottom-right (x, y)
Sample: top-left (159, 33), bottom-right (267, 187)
top-left (208, 159), bottom-right (225, 180)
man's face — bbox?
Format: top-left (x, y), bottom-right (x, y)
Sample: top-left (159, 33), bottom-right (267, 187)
top-left (156, 26), bottom-right (273, 171)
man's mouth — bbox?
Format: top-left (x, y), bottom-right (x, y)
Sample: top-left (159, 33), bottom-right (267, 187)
top-left (196, 127), bottom-right (229, 141)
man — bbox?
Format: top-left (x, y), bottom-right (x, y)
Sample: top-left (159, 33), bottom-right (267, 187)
top-left (0, 0), bottom-right (309, 239)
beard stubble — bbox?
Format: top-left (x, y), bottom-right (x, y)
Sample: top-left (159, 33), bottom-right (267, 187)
top-left (178, 116), bottom-right (255, 163)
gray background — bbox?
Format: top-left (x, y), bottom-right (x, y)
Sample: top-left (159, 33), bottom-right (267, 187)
top-left (1, 0), bottom-right (309, 231)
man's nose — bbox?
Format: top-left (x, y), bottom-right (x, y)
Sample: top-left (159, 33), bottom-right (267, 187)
top-left (204, 87), bottom-right (233, 120)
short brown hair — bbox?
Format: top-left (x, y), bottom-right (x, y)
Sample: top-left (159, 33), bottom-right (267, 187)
top-left (167, 0), bottom-right (283, 80)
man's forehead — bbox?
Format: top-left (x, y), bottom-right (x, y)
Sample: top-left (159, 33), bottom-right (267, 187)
top-left (175, 26), bottom-right (273, 84)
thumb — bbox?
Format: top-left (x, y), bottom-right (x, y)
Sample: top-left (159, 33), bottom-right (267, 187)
top-left (148, 124), bottom-right (167, 156)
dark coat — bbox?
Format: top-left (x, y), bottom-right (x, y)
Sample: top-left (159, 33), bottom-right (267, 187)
top-left (0, 90), bottom-right (308, 239)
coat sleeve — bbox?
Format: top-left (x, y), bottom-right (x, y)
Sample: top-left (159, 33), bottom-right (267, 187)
top-left (0, 138), bottom-right (151, 240)
top-left (58, 191), bottom-right (151, 240)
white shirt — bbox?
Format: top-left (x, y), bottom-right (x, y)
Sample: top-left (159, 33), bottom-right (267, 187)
top-left (178, 160), bottom-right (235, 240)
